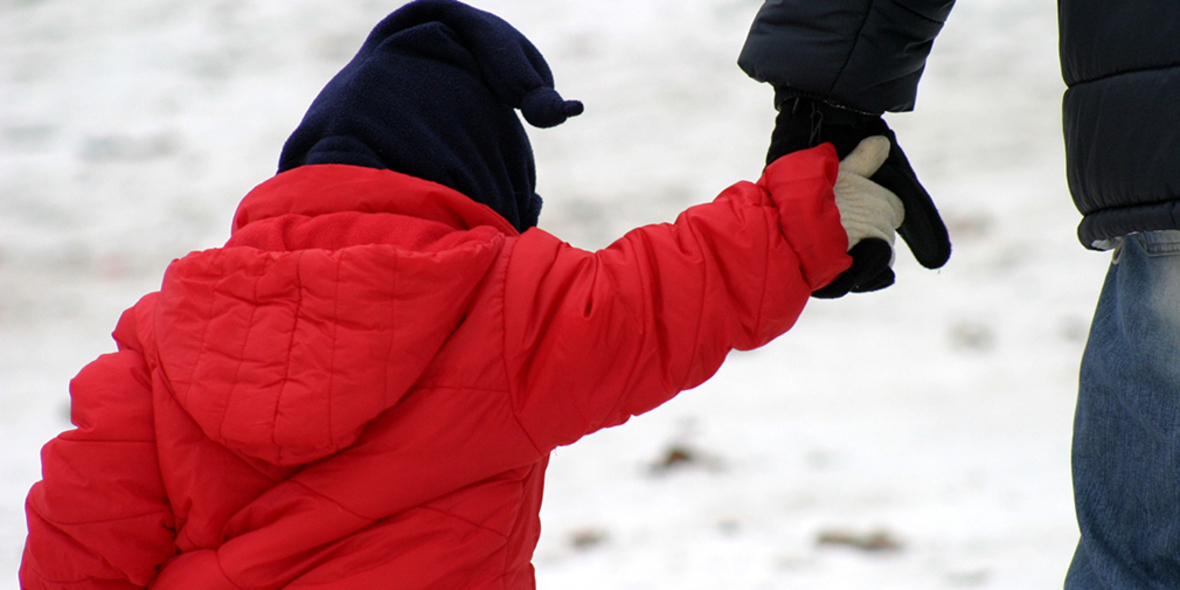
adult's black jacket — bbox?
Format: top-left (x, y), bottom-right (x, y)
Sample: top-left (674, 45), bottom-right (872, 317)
top-left (740, 0), bottom-right (1180, 249)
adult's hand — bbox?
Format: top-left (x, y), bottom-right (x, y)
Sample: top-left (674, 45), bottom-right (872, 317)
top-left (768, 96), bottom-right (951, 295)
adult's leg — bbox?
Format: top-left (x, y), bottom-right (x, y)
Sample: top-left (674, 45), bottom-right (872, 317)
top-left (1067, 231), bottom-right (1180, 589)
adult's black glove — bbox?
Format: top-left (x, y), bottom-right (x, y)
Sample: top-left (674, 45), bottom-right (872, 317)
top-left (767, 96), bottom-right (952, 297)
top-left (812, 238), bottom-right (896, 298)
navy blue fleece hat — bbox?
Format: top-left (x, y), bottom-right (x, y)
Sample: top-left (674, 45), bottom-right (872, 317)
top-left (277, 0), bottom-right (583, 232)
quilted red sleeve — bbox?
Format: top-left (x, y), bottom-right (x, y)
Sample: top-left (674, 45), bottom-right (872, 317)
top-left (21, 308), bottom-right (176, 590)
top-left (502, 145), bottom-right (850, 451)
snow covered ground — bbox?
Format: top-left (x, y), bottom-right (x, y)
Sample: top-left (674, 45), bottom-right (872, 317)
top-left (0, 0), bottom-right (1107, 588)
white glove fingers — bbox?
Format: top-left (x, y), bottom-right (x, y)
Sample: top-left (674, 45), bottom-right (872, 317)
top-left (839, 135), bottom-right (891, 178)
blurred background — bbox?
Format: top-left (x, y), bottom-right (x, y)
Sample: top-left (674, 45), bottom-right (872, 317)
top-left (0, 0), bottom-right (1107, 588)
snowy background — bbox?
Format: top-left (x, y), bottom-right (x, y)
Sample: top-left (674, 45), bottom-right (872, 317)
top-left (0, 0), bottom-right (1107, 588)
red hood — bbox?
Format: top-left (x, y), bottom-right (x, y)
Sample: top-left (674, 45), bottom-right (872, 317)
top-left (150, 165), bottom-right (516, 466)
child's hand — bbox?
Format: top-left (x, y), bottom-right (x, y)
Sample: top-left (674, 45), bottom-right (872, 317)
top-left (813, 136), bottom-right (905, 298)
top-left (836, 136), bottom-right (904, 249)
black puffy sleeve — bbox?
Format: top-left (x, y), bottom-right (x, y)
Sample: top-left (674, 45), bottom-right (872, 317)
top-left (738, 0), bottom-right (955, 114)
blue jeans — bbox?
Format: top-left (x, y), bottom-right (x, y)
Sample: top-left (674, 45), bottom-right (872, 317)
top-left (1067, 231), bottom-right (1180, 589)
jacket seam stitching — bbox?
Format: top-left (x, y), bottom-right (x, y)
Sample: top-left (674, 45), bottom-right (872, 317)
top-left (1068, 62), bottom-right (1180, 87)
top-left (411, 385), bottom-right (512, 395)
top-left (272, 251), bottom-right (307, 459)
top-left (418, 505), bottom-right (510, 541)
top-left (676, 221), bottom-right (709, 394)
top-left (586, 242), bottom-right (647, 431)
top-left (288, 478), bottom-right (376, 522)
top-left (216, 556), bottom-right (247, 590)
top-left (30, 506), bottom-right (172, 528)
top-left (1084, 201), bottom-right (1180, 215)
top-left (887, 0), bottom-right (943, 25)
top-left (499, 240), bottom-right (547, 458)
top-left (825, 0), bottom-right (876, 97)
top-left (56, 437), bottom-right (156, 444)
top-left (24, 550), bottom-right (133, 586)
top-left (756, 200), bottom-right (774, 334)
top-left (219, 269), bottom-right (263, 445)
top-left (180, 259), bottom-right (221, 407)
top-left (497, 477), bottom-right (529, 590)
top-left (383, 250), bottom-right (398, 414)
top-left (24, 509), bottom-right (174, 585)
top-left (326, 252), bottom-right (342, 450)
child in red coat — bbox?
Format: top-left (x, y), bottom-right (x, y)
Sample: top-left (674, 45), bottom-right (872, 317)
top-left (20, 1), bottom-right (902, 588)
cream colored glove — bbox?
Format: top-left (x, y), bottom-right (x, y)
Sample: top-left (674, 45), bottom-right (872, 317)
top-left (835, 136), bottom-right (905, 252)
top-left (812, 136), bottom-right (906, 298)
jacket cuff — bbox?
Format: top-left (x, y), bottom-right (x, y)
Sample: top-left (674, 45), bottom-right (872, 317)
top-left (773, 87), bottom-right (883, 117)
top-left (759, 144), bottom-right (852, 291)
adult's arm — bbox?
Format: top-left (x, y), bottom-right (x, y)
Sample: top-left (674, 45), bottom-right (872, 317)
top-left (739, 0), bottom-right (956, 114)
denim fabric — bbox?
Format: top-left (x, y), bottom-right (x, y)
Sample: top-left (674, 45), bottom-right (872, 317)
top-left (1067, 230), bottom-right (1180, 589)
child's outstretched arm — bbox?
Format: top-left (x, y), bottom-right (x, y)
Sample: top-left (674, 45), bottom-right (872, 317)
top-left (21, 308), bottom-right (177, 590)
top-left (502, 141), bottom-right (900, 451)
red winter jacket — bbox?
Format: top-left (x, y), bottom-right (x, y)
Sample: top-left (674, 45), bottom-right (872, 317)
top-left (21, 145), bottom-right (850, 590)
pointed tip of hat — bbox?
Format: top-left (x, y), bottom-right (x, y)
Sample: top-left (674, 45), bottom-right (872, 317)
top-left (520, 87), bottom-right (583, 128)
